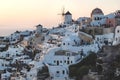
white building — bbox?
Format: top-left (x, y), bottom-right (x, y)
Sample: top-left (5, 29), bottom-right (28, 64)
top-left (53, 50), bottom-right (80, 66)
top-left (61, 32), bottom-right (81, 48)
top-left (45, 49), bottom-right (80, 80)
top-left (113, 26), bottom-right (120, 45)
top-left (48, 66), bottom-right (69, 80)
top-left (95, 33), bottom-right (114, 45)
top-left (66, 24), bottom-right (79, 32)
top-left (94, 26), bottom-right (120, 46)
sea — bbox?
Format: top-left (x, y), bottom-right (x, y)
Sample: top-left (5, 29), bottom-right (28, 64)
top-left (0, 25), bottom-right (35, 36)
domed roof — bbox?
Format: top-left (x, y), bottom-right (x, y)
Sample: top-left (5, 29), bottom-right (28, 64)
top-left (91, 8), bottom-right (104, 17)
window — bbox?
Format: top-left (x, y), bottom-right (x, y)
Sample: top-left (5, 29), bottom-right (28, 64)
top-left (97, 17), bottom-right (99, 20)
top-left (68, 43), bottom-right (70, 45)
top-left (57, 61), bottom-right (59, 65)
top-left (116, 38), bottom-right (118, 41)
top-left (63, 43), bottom-right (65, 45)
top-left (117, 30), bottom-right (119, 33)
top-left (97, 38), bottom-right (99, 41)
top-left (71, 61), bottom-right (73, 64)
top-left (68, 57), bottom-right (69, 59)
top-left (63, 70), bottom-right (65, 74)
top-left (67, 53), bottom-right (70, 56)
top-left (64, 60), bottom-right (66, 63)
top-left (56, 71), bottom-right (59, 74)
top-left (75, 27), bottom-right (76, 30)
top-left (54, 60), bottom-right (56, 63)
top-left (60, 61), bottom-right (62, 63)
top-left (94, 17), bottom-right (96, 20)
top-left (6, 54), bottom-right (9, 57)
top-left (67, 61), bottom-right (70, 64)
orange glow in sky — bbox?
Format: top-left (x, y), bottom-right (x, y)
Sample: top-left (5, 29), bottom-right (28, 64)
top-left (0, 0), bottom-right (119, 28)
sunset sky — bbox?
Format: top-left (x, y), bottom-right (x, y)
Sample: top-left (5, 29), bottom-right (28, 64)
top-left (0, 0), bottom-right (120, 35)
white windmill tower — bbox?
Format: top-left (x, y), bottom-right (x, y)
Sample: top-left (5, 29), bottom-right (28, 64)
top-left (35, 24), bottom-right (43, 36)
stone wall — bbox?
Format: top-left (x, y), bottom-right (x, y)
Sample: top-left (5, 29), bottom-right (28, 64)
top-left (103, 27), bottom-right (115, 34)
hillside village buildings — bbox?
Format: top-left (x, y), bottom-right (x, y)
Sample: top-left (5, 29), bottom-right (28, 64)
top-left (0, 8), bottom-right (120, 80)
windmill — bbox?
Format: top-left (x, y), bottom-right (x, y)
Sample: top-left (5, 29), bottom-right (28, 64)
top-left (58, 7), bottom-right (65, 23)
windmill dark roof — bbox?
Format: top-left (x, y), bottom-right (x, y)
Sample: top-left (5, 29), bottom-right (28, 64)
top-left (65, 11), bottom-right (72, 15)
top-left (36, 24), bottom-right (42, 27)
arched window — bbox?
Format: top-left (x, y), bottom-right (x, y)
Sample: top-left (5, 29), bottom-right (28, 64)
top-left (67, 53), bottom-right (70, 56)
top-left (117, 30), bottom-right (119, 33)
top-left (67, 61), bottom-right (70, 64)
top-left (97, 17), bottom-right (99, 20)
top-left (94, 17), bottom-right (96, 20)
top-left (97, 38), bottom-right (99, 41)
top-left (63, 70), bottom-right (65, 74)
top-left (68, 43), bottom-right (70, 45)
top-left (57, 61), bottom-right (59, 65)
top-left (68, 57), bottom-right (69, 59)
top-left (64, 60), bottom-right (66, 63)
top-left (56, 71), bottom-right (59, 74)
top-left (116, 38), bottom-right (118, 41)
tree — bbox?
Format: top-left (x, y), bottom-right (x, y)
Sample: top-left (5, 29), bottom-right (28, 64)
top-left (69, 52), bottom-right (97, 79)
top-left (76, 66), bottom-right (89, 80)
top-left (37, 66), bottom-right (50, 80)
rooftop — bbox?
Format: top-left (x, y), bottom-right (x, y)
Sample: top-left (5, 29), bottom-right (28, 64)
top-left (65, 11), bottom-right (72, 15)
top-left (55, 50), bottom-right (78, 56)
